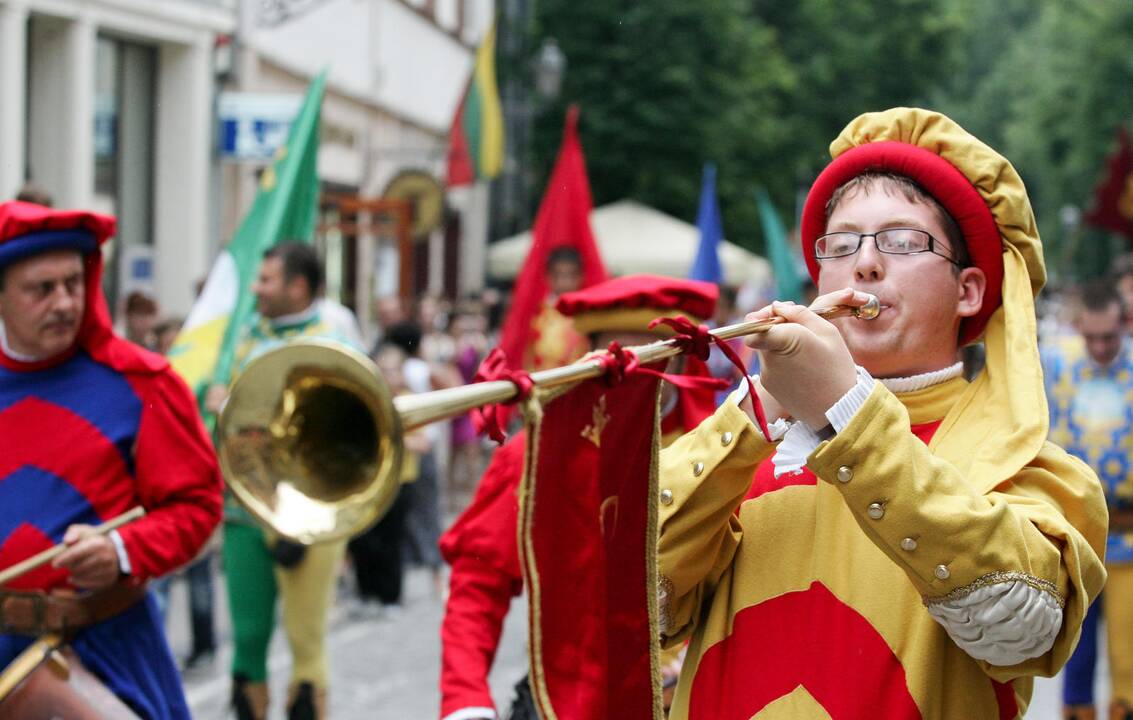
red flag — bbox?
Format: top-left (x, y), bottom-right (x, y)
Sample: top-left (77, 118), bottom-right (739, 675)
top-left (497, 105), bottom-right (608, 371)
top-left (1085, 127), bottom-right (1133, 238)
top-left (446, 91), bottom-right (475, 188)
top-left (521, 368), bottom-right (663, 720)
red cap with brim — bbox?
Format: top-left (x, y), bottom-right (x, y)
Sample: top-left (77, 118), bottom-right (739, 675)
top-left (799, 141), bottom-right (1004, 346)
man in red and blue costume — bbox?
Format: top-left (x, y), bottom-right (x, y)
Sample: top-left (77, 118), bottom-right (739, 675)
top-left (0, 200), bottom-right (222, 719)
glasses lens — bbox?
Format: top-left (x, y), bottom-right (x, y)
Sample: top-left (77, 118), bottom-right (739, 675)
top-left (876, 229), bottom-right (931, 254)
top-left (815, 233), bottom-right (860, 258)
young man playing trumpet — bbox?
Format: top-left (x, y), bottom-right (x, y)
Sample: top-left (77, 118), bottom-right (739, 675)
top-left (658, 108), bottom-right (1107, 719)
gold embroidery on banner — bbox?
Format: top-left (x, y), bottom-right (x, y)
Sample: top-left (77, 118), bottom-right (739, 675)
top-left (581, 395), bottom-right (610, 448)
top-left (599, 496), bottom-right (619, 540)
top-left (922, 570), bottom-right (1066, 609)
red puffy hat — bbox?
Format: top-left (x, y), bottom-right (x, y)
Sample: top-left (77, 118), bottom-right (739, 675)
top-left (556, 274), bottom-right (718, 336)
top-left (799, 142), bottom-right (1004, 346)
top-left (0, 201), bottom-right (116, 267)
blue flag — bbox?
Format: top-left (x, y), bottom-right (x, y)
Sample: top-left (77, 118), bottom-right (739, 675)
top-left (689, 163), bottom-right (723, 283)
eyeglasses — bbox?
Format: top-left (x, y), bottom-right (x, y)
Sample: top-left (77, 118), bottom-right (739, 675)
top-left (815, 228), bottom-right (961, 266)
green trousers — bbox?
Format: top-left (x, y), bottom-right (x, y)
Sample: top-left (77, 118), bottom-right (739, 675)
top-left (223, 521), bottom-right (346, 687)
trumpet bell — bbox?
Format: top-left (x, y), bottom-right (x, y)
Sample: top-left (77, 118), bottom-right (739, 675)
top-left (217, 339), bottom-right (404, 545)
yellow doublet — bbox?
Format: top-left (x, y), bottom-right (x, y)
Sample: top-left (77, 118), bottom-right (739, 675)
top-left (658, 378), bottom-right (1107, 719)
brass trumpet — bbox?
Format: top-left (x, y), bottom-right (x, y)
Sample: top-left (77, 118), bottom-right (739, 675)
top-left (216, 295), bottom-right (880, 544)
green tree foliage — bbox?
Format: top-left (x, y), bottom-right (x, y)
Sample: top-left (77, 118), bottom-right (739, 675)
top-left (528, 0), bottom-right (958, 254)
top-left (933, 0), bottom-right (1133, 281)
top-left (528, 0), bottom-right (790, 251)
top-left (524, 0), bottom-right (1133, 276)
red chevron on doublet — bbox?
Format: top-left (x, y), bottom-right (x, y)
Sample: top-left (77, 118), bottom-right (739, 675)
top-left (0, 524), bottom-right (68, 589)
top-left (688, 582), bottom-right (920, 719)
top-left (0, 397), bottom-right (133, 511)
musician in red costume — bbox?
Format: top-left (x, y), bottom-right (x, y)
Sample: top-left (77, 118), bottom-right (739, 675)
top-left (0, 201), bottom-right (222, 719)
top-left (437, 274), bottom-right (719, 720)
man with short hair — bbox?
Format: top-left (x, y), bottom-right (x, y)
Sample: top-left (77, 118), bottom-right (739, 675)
top-left (215, 241), bottom-right (355, 720)
top-left (658, 108), bottom-right (1106, 718)
top-left (1047, 282), bottom-right (1133, 720)
top-left (0, 200), bottom-right (222, 719)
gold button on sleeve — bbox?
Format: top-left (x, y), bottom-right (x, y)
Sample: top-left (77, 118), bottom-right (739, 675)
top-left (721, 431), bottom-right (734, 447)
top-left (693, 461), bottom-right (704, 477)
top-left (836, 466), bottom-right (853, 483)
top-left (900, 537), bottom-right (917, 552)
top-left (867, 502), bottom-right (884, 520)
top-left (934, 564), bottom-right (951, 580)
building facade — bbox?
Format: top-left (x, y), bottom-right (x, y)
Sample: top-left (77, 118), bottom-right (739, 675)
top-left (0, 0), bottom-right (235, 316)
top-left (227, 0), bottom-right (494, 339)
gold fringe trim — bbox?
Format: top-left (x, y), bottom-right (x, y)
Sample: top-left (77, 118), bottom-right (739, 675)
top-left (518, 396), bottom-right (557, 720)
top-left (922, 570), bottom-right (1065, 609)
top-left (646, 382), bottom-right (664, 720)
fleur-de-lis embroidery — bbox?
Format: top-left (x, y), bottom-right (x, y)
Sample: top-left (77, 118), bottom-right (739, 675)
top-left (581, 395), bottom-right (610, 448)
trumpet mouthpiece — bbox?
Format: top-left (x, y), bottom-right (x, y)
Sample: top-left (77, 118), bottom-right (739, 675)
top-left (852, 295), bottom-right (882, 320)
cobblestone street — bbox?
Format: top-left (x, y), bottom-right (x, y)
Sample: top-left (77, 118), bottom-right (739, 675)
top-left (164, 565), bottom-right (528, 719)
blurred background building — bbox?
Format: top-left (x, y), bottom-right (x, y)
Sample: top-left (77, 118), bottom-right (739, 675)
top-left (0, 0), bottom-right (494, 339)
top-left (0, 0), bottom-right (235, 317)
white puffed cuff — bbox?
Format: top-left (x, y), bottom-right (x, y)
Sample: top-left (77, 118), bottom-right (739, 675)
top-left (728, 377), bottom-right (791, 441)
top-left (441, 707), bottom-right (497, 720)
top-left (109, 529), bottom-right (132, 575)
top-left (926, 580), bottom-right (1063, 666)
top-left (772, 422), bottom-right (823, 477)
top-left (826, 365), bottom-right (876, 433)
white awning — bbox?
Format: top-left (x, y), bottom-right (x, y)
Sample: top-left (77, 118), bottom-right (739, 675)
top-left (487, 199), bottom-right (771, 287)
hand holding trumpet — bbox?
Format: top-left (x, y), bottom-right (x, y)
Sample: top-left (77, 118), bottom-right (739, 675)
top-left (743, 288), bottom-right (879, 429)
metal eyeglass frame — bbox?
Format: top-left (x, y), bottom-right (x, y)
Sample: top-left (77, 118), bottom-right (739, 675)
top-left (814, 228), bottom-right (962, 266)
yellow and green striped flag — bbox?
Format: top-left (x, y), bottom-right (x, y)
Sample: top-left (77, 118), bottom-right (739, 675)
top-left (168, 71), bottom-right (326, 421)
top-left (446, 22), bottom-right (504, 187)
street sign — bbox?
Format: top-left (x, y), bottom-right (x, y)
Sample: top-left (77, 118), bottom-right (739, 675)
top-left (217, 92), bottom-right (303, 161)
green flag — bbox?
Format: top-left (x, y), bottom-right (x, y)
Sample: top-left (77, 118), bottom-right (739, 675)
top-left (169, 71), bottom-right (326, 416)
top-left (756, 187), bottom-right (803, 303)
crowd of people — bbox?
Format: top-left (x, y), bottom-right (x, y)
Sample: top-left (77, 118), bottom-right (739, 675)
top-left (0, 106), bottom-right (1131, 720)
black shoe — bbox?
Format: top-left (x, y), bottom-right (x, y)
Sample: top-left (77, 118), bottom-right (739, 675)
top-left (181, 648), bottom-right (216, 675)
top-left (287, 681), bottom-right (316, 720)
top-left (232, 674), bottom-right (256, 720)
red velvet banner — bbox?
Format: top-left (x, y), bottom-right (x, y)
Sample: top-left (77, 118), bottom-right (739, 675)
top-left (521, 371), bottom-right (663, 720)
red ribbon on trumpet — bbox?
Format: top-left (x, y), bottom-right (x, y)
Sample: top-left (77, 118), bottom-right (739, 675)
top-left (471, 348), bottom-right (535, 444)
top-left (647, 316), bottom-right (771, 440)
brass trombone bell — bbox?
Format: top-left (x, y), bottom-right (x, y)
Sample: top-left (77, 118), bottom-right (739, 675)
top-left (217, 295), bottom-right (880, 545)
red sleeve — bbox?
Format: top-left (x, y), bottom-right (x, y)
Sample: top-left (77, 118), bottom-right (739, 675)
top-left (118, 369), bottom-right (222, 580)
top-left (439, 558), bottom-right (517, 718)
top-left (437, 433), bottom-right (526, 719)
top-left (438, 432), bottom-right (526, 582)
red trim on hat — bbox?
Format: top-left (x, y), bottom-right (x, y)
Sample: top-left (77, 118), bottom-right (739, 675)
top-left (799, 142), bottom-right (1004, 345)
top-left (555, 274), bottom-right (718, 321)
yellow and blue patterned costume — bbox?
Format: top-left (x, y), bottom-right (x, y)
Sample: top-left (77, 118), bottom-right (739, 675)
top-left (1045, 334), bottom-right (1133, 708)
top-left (1045, 336), bottom-right (1133, 561)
